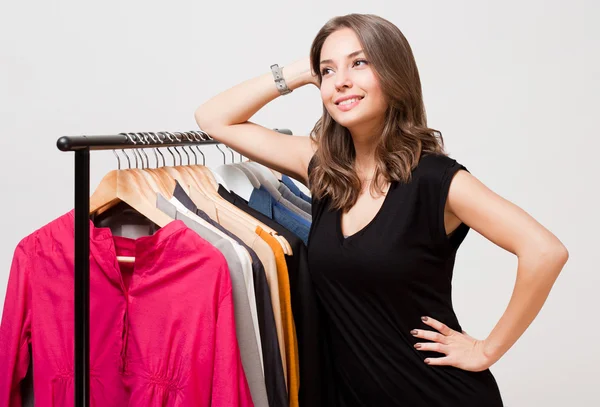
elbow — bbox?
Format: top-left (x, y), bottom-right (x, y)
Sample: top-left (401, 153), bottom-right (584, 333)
top-left (543, 235), bottom-right (569, 267)
top-left (554, 243), bottom-right (569, 266)
top-left (554, 242), bottom-right (569, 268)
top-left (194, 106), bottom-right (210, 132)
top-left (194, 106), bottom-right (226, 138)
top-left (517, 236), bottom-right (569, 280)
top-left (536, 239), bottom-right (569, 275)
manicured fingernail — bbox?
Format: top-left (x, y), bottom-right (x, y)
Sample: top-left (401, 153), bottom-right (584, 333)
top-left (424, 359), bottom-right (430, 364)
top-left (421, 316), bottom-right (428, 321)
top-left (410, 330), bottom-right (418, 335)
top-left (414, 343), bottom-right (421, 349)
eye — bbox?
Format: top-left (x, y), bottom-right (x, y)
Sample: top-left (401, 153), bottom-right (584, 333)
top-left (321, 67), bottom-right (332, 76)
top-left (353, 59), bottom-right (368, 67)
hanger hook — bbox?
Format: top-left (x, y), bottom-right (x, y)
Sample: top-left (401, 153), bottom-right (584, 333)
top-left (166, 132), bottom-right (182, 166)
top-left (125, 133), bottom-right (139, 169)
top-left (157, 132), bottom-right (166, 167)
top-left (172, 132), bottom-right (184, 166)
top-left (129, 133), bottom-right (143, 169)
top-left (112, 149), bottom-right (121, 170)
top-left (225, 145), bottom-right (235, 163)
top-left (119, 149), bottom-right (131, 169)
top-left (136, 133), bottom-right (149, 169)
top-left (140, 133), bottom-right (150, 169)
top-left (124, 149), bottom-right (133, 169)
top-left (191, 132), bottom-right (206, 166)
top-left (185, 133), bottom-right (195, 166)
top-left (146, 132), bottom-right (162, 168)
top-left (182, 132), bottom-right (197, 165)
top-left (175, 132), bottom-right (192, 165)
top-left (153, 132), bottom-right (166, 167)
top-left (123, 149), bottom-right (131, 169)
top-left (119, 147), bottom-right (131, 169)
top-left (175, 132), bottom-right (190, 165)
top-left (197, 130), bottom-right (221, 164)
top-left (198, 130), bottom-right (212, 141)
top-left (143, 132), bottom-right (158, 168)
top-left (215, 143), bottom-right (227, 165)
top-left (117, 134), bottom-right (132, 169)
top-left (189, 132), bottom-right (200, 165)
top-left (162, 132), bottom-right (177, 166)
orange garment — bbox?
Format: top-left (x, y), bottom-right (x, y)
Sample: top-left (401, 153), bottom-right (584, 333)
top-left (256, 226), bottom-right (299, 407)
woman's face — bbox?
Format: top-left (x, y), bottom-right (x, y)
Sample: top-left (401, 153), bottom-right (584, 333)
top-left (319, 28), bottom-right (388, 136)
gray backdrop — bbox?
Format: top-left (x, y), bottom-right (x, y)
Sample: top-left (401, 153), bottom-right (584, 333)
top-left (1, 1), bottom-right (597, 405)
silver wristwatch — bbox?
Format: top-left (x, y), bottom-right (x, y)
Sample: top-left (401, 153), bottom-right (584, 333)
top-left (270, 64), bottom-right (292, 95)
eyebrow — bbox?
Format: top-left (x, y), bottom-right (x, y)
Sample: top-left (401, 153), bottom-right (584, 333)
top-left (320, 49), bottom-right (364, 65)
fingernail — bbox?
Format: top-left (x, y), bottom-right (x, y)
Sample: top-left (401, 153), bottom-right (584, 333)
top-left (414, 343), bottom-right (421, 349)
top-left (410, 330), bottom-right (418, 335)
top-left (421, 316), bottom-right (428, 322)
top-left (424, 359), bottom-right (430, 364)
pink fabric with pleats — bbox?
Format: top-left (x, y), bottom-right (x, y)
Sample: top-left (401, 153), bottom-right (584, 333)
top-left (0, 210), bottom-right (253, 407)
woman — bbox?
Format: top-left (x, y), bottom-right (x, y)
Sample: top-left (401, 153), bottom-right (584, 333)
top-left (195, 13), bottom-right (568, 407)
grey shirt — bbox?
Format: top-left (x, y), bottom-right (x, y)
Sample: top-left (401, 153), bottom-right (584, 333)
top-left (156, 194), bottom-right (269, 407)
top-left (278, 183), bottom-right (311, 214)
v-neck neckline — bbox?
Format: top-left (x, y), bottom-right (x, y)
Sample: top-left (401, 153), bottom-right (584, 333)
top-left (336, 181), bottom-right (397, 246)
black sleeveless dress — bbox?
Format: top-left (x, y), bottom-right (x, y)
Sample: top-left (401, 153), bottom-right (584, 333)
top-left (306, 153), bottom-right (503, 407)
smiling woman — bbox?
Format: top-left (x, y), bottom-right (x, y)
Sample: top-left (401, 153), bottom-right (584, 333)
top-left (308, 18), bottom-right (446, 213)
top-left (194, 12), bottom-right (568, 407)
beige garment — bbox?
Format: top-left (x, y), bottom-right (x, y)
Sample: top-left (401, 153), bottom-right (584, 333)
top-left (189, 185), bottom-right (288, 386)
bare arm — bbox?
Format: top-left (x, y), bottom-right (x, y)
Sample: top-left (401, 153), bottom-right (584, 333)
top-left (447, 170), bottom-right (568, 362)
top-left (194, 57), bottom-right (318, 185)
top-left (413, 170), bottom-right (568, 371)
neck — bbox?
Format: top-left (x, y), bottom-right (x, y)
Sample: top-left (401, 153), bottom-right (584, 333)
top-left (352, 136), bottom-right (378, 180)
top-left (348, 118), bottom-right (385, 179)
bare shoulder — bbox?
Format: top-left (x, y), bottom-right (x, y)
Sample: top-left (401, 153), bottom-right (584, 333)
top-left (446, 169), bottom-right (568, 259)
top-left (298, 137), bottom-right (318, 186)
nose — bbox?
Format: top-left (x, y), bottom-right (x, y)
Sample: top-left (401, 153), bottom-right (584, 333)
top-left (334, 68), bottom-right (352, 91)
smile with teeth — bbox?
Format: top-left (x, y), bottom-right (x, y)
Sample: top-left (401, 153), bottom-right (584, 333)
top-left (337, 97), bottom-right (363, 105)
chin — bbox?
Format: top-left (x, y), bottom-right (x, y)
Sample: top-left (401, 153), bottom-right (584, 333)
top-left (331, 114), bottom-right (368, 130)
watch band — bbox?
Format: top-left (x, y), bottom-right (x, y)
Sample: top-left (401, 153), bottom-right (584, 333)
top-left (270, 64), bottom-right (292, 95)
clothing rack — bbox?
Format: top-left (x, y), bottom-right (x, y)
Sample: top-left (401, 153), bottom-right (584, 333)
top-left (56, 129), bottom-right (291, 407)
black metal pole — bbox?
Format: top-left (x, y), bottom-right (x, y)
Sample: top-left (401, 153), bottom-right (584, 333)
top-left (57, 129), bottom-right (292, 407)
top-left (74, 149), bottom-right (90, 407)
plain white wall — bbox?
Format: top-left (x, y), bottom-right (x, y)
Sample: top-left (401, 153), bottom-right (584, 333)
top-left (1, 0), bottom-right (597, 405)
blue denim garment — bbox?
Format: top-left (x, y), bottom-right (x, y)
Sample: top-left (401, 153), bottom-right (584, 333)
top-left (282, 175), bottom-right (312, 204)
top-left (249, 186), bottom-right (311, 245)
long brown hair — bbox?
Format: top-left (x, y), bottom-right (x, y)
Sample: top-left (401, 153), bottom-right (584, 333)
top-left (308, 13), bottom-right (446, 211)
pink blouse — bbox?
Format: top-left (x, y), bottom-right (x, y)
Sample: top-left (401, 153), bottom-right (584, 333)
top-left (0, 210), bottom-right (254, 406)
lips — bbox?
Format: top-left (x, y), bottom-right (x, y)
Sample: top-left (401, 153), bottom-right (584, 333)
top-left (335, 95), bottom-right (363, 112)
top-left (335, 95), bottom-right (364, 105)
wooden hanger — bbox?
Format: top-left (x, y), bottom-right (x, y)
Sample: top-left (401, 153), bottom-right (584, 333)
top-left (175, 132), bottom-right (216, 192)
top-left (90, 141), bottom-right (175, 263)
top-left (188, 183), bottom-right (293, 256)
top-left (160, 132), bottom-right (211, 195)
top-left (188, 165), bottom-right (270, 231)
top-left (122, 134), bottom-right (171, 197)
top-left (188, 134), bottom-right (294, 255)
top-left (88, 174), bottom-right (159, 220)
